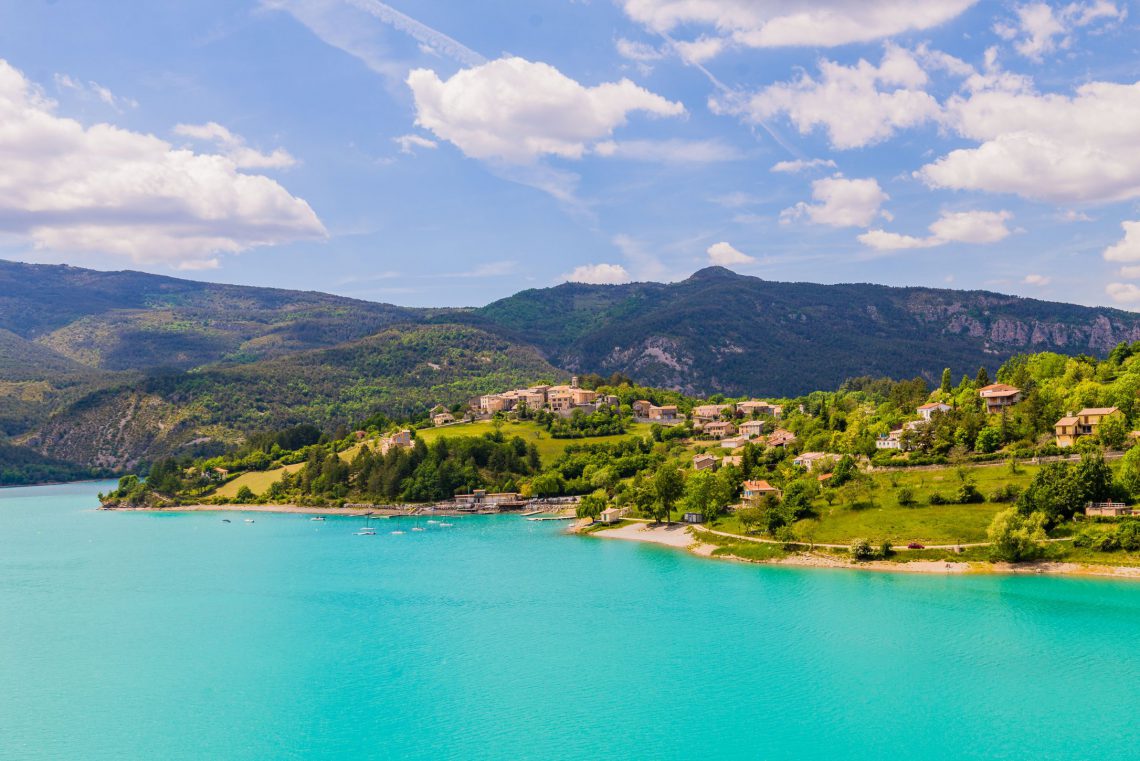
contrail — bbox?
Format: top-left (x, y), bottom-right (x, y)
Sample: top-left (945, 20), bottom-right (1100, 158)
top-left (658, 30), bottom-right (803, 160)
top-left (342, 0), bottom-right (486, 67)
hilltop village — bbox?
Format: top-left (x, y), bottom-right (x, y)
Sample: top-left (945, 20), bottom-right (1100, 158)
top-left (100, 347), bottom-right (1140, 569)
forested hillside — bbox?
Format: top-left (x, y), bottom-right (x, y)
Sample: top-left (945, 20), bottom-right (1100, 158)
top-left (471, 267), bottom-right (1140, 395)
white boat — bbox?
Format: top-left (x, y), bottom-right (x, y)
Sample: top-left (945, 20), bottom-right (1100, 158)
top-left (426, 520), bottom-right (440, 524)
top-left (412, 527), bottom-right (425, 532)
top-left (244, 519), bottom-right (255, 523)
top-left (391, 530), bottom-right (405, 535)
top-left (354, 529), bottom-right (376, 536)
top-left (310, 516), bottom-right (325, 521)
top-left (438, 522), bottom-right (453, 528)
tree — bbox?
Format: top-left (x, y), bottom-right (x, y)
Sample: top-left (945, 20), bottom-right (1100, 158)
top-left (576, 489), bottom-right (608, 519)
top-left (1118, 446), bottom-right (1140, 497)
top-left (850, 538), bottom-right (875, 561)
top-left (653, 465), bottom-right (685, 524)
top-left (975, 366), bottom-right (990, 387)
top-left (975, 427), bottom-right (1001, 454)
top-left (1074, 450), bottom-right (1113, 506)
top-left (987, 508), bottom-right (1048, 562)
top-left (940, 367), bottom-right (953, 394)
top-left (738, 506), bottom-right (765, 533)
top-left (1016, 461), bottom-right (1083, 523)
top-left (235, 485), bottom-right (256, 504)
top-left (1097, 413), bottom-right (1128, 450)
top-left (682, 470), bottom-right (717, 522)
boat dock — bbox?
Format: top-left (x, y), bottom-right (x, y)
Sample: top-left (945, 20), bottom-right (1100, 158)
top-left (527, 515), bottom-right (576, 522)
top-left (520, 510), bottom-right (544, 517)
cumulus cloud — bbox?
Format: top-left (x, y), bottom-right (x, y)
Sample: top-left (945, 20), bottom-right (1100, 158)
top-left (619, 0), bottom-right (975, 54)
top-left (564, 263), bottom-right (632, 284)
top-left (174, 122), bottom-right (297, 169)
top-left (1106, 282), bottom-right (1140, 304)
top-left (1024, 273), bottom-right (1052, 286)
top-left (393, 133), bottom-right (438, 154)
top-left (714, 46), bottom-right (940, 149)
top-left (770, 158), bottom-right (837, 174)
top-left (920, 79), bottom-right (1140, 205)
top-left (707, 241), bottom-right (755, 266)
top-left (859, 210), bottom-right (1013, 250)
top-left (593, 138), bottom-right (740, 163)
top-left (0, 60), bottom-right (325, 269)
top-left (995, 1), bottom-right (1126, 62)
top-left (1104, 221), bottom-right (1140, 264)
top-left (616, 38), bottom-right (666, 62)
top-left (406, 57), bottom-right (684, 164)
top-left (783, 176), bottom-right (889, 228)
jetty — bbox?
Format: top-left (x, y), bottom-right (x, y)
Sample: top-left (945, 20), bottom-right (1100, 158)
top-left (527, 515), bottom-right (576, 522)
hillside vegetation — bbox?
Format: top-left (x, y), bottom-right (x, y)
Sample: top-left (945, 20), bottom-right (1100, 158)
top-left (471, 267), bottom-right (1140, 395)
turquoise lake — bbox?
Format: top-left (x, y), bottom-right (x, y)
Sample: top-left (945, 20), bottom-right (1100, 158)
top-left (3, 481), bottom-right (1140, 760)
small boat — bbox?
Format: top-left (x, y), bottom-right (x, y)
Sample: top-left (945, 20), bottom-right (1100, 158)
top-left (244, 519), bottom-right (255, 523)
top-left (411, 527), bottom-right (425, 532)
top-left (391, 530), bottom-right (405, 535)
top-left (354, 529), bottom-right (376, 536)
top-left (310, 516), bottom-right (325, 521)
top-left (438, 522), bottom-right (453, 528)
top-left (426, 520), bottom-right (440, 524)
top-left (222, 519), bottom-right (231, 523)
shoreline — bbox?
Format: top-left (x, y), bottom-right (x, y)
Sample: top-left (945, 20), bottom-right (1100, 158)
top-left (581, 521), bottom-right (1140, 581)
top-left (99, 503), bottom-right (473, 516)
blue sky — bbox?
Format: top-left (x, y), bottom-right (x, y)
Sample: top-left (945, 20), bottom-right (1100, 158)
top-left (1, 0), bottom-right (1139, 308)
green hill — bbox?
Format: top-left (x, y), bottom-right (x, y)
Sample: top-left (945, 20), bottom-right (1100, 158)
top-left (469, 267), bottom-right (1140, 395)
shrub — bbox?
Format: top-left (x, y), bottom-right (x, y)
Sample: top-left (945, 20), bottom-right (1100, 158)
top-left (955, 483), bottom-right (985, 504)
top-left (928, 493), bottom-right (949, 505)
top-left (896, 486), bottom-right (917, 507)
top-left (990, 484), bottom-right (1022, 503)
top-left (850, 538), bottom-right (876, 561)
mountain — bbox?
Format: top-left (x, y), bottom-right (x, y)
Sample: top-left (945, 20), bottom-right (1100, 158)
top-left (6, 259), bottom-right (1140, 474)
top-left (469, 267), bottom-right (1140, 395)
top-left (0, 259), bottom-right (428, 371)
top-left (24, 324), bottom-right (559, 470)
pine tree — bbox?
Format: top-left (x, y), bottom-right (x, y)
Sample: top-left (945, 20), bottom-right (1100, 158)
top-left (940, 367), bottom-right (952, 394)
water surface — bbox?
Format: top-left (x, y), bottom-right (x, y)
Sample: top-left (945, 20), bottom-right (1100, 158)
top-left (2, 482), bottom-right (1139, 760)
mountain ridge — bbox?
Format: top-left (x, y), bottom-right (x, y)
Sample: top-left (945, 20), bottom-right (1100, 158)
top-left (5, 258), bottom-right (1140, 471)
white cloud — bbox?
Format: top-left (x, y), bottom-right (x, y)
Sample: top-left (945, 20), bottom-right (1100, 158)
top-left (0, 60), bottom-right (325, 269)
top-left (859, 210), bottom-right (1013, 250)
top-left (707, 241), bottom-right (755, 266)
top-left (710, 191), bottom-right (761, 208)
top-left (1024, 273), bottom-right (1052, 286)
top-left (174, 122), bottom-right (297, 169)
top-left (616, 38), bottom-right (665, 62)
top-left (996, 1), bottom-right (1126, 62)
top-left (393, 133), bottom-right (438, 154)
top-left (673, 36), bottom-right (726, 64)
top-left (564, 263), bottom-right (632, 284)
top-left (593, 138), bottom-right (740, 163)
top-left (784, 176), bottom-right (889, 228)
top-left (715, 46), bottom-right (940, 149)
top-left (1104, 220), bottom-right (1140, 263)
top-left (921, 79), bottom-right (1140, 205)
top-left (54, 73), bottom-right (139, 112)
top-left (620, 0), bottom-right (976, 54)
top-left (770, 158), bottom-right (837, 174)
top-left (1119, 266), bottom-right (1140, 279)
top-left (407, 57), bottom-right (684, 164)
top-left (1106, 282), bottom-right (1140, 304)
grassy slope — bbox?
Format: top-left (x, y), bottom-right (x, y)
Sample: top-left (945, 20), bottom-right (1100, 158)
top-left (214, 420), bottom-right (656, 499)
top-left (416, 419), bottom-right (654, 461)
top-left (705, 463), bottom-right (1043, 545)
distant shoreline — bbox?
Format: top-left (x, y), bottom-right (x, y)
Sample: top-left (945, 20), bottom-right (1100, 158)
top-left (583, 521), bottom-right (1140, 582)
top-left (99, 503), bottom-right (470, 516)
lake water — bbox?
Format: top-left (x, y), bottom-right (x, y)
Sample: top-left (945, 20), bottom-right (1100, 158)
top-left (3, 481), bottom-right (1140, 760)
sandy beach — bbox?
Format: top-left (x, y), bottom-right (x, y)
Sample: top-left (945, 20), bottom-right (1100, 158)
top-left (584, 521), bottom-right (1140, 580)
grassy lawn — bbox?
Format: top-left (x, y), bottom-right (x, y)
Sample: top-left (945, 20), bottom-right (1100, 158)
top-left (213, 462), bottom-right (304, 499)
top-left (702, 461), bottom-right (1045, 546)
top-left (416, 419), bottom-right (654, 462)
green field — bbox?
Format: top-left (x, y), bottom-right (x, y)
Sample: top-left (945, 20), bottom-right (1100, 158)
top-left (706, 462), bottom-right (1043, 546)
top-left (213, 420), bottom-right (654, 499)
top-left (416, 419), bottom-right (654, 461)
